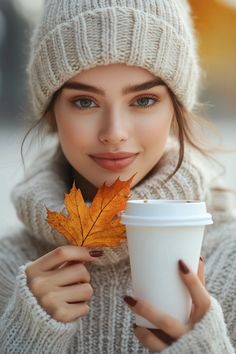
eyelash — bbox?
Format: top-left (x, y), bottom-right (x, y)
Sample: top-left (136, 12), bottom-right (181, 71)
top-left (71, 95), bottom-right (160, 110)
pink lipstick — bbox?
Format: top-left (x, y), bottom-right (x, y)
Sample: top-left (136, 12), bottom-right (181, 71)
top-left (90, 152), bottom-right (138, 171)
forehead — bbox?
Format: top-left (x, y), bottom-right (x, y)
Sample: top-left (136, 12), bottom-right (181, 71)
top-left (79, 63), bottom-right (153, 73)
top-left (61, 64), bottom-right (166, 96)
top-left (71, 63), bottom-right (156, 83)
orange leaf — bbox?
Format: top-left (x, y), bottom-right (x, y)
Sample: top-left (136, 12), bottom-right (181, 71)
top-left (47, 175), bottom-right (134, 247)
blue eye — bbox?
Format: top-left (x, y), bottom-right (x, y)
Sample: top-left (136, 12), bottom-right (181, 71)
top-left (73, 98), bottom-right (97, 109)
top-left (72, 95), bottom-right (158, 110)
top-left (132, 96), bottom-right (158, 108)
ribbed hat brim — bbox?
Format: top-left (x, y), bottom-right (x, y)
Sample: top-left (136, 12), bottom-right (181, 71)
top-left (28, 7), bottom-right (200, 117)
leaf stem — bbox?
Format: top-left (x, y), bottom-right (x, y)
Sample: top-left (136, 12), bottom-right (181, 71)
top-left (81, 187), bottom-right (127, 245)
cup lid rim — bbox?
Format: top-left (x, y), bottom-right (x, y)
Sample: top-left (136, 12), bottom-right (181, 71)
top-left (120, 212), bottom-right (213, 226)
top-left (127, 199), bottom-right (204, 204)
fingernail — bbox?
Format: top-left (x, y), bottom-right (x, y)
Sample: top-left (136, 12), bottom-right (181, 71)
top-left (200, 255), bottom-right (204, 262)
top-left (133, 324), bottom-right (138, 329)
top-left (178, 259), bottom-right (190, 274)
top-left (148, 329), bottom-right (176, 345)
top-left (123, 296), bottom-right (138, 307)
top-left (89, 250), bottom-right (104, 257)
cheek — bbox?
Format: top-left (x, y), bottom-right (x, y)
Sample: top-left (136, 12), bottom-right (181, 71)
top-left (137, 112), bottom-right (173, 148)
top-left (54, 99), bottom-right (98, 152)
top-left (56, 116), bottom-right (93, 153)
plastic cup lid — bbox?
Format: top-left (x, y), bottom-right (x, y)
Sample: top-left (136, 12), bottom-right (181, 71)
top-left (120, 199), bottom-right (213, 227)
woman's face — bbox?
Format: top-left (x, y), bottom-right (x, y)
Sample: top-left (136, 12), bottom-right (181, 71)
top-left (54, 64), bottom-right (174, 188)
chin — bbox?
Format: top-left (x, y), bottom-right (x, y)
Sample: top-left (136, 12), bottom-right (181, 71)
top-left (93, 171), bottom-right (135, 187)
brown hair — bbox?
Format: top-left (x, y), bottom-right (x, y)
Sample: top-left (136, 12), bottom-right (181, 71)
top-left (166, 87), bottom-right (217, 180)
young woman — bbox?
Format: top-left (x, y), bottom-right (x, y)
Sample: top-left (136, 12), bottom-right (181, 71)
top-left (0, 0), bottom-right (235, 353)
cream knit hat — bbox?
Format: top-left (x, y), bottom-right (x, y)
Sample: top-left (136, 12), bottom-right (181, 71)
top-left (27, 0), bottom-right (200, 118)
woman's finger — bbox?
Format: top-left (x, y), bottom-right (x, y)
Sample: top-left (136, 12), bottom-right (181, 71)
top-left (190, 256), bottom-right (205, 319)
top-left (60, 283), bottom-right (93, 303)
top-left (197, 256), bottom-right (205, 285)
top-left (52, 302), bottom-right (90, 323)
top-left (48, 262), bottom-right (91, 286)
top-left (123, 296), bottom-right (189, 338)
top-left (133, 325), bottom-right (168, 352)
top-left (28, 246), bottom-right (98, 274)
top-left (178, 259), bottom-right (211, 322)
top-left (148, 328), bottom-right (176, 345)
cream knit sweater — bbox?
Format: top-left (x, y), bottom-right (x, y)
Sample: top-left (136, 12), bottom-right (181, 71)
top-left (0, 146), bottom-right (235, 354)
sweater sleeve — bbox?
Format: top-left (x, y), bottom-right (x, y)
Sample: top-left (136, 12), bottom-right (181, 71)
top-left (0, 245), bottom-right (78, 354)
top-left (161, 297), bottom-right (235, 354)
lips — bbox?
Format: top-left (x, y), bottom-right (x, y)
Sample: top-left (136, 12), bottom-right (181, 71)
top-left (90, 152), bottom-right (138, 171)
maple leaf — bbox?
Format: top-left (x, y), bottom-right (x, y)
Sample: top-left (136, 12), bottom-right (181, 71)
top-left (46, 175), bottom-right (134, 247)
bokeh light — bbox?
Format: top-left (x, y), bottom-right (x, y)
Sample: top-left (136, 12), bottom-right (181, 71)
top-left (13, 0), bottom-right (43, 23)
top-left (218, 0), bottom-right (236, 8)
top-left (190, 0), bottom-right (236, 118)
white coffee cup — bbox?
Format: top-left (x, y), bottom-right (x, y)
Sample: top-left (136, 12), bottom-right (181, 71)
top-left (121, 199), bottom-right (213, 329)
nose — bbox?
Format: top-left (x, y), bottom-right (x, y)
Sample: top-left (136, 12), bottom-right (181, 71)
top-left (98, 109), bottom-right (129, 145)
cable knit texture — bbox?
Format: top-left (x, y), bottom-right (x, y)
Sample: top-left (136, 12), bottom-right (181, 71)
top-left (27, 0), bottom-right (200, 117)
top-left (0, 146), bottom-right (235, 353)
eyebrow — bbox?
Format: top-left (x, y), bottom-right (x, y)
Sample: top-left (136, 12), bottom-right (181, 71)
top-left (61, 78), bottom-right (165, 96)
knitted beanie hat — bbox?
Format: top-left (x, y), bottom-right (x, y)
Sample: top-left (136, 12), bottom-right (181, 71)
top-left (27, 0), bottom-right (201, 118)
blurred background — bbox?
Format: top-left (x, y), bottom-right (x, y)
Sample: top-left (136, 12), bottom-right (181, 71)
top-left (1, 0), bottom-right (236, 234)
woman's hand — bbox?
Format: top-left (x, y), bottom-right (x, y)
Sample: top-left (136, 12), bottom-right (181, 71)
top-left (124, 258), bottom-right (211, 352)
top-left (26, 245), bottom-right (103, 323)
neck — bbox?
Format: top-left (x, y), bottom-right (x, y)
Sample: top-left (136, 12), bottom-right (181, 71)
top-left (72, 169), bottom-right (98, 202)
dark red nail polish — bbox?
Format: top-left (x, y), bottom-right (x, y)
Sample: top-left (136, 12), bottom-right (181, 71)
top-left (200, 255), bottom-right (204, 262)
top-left (178, 260), bottom-right (190, 274)
top-left (89, 250), bottom-right (104, 257)
top-left (148, 329), bottom-right (176, 345)
top-left (133, 323), bottom-right (138, 329)
top-left (124, 296), bottom-right (138, 307)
